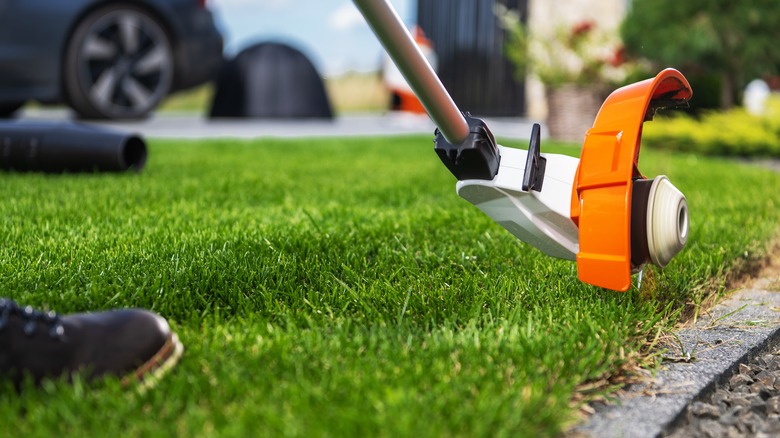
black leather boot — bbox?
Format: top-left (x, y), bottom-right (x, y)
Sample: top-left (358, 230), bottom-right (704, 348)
top-left (0, 298), bottom-right (183, 389)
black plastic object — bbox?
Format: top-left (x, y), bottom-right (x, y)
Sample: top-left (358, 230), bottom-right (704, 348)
top-left (209, 42), bottom-right (333, 119)
top-left (630, 177), bottom-right (653, 268)
top-left (0, 121), bottom-right (147, 173)
top-left (433, 113), bottom-right (500, 180)
top-left (521, 123), bottom-right (546, 192)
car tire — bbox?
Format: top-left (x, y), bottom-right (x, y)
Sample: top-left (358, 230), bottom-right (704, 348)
top-left (0, 101), bottom-right (25, 118)
top-left (63, 4), bottom-right (174, 120)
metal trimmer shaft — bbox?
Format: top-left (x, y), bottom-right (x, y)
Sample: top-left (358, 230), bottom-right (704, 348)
top-left (353, 0), bottom-right (469, 144)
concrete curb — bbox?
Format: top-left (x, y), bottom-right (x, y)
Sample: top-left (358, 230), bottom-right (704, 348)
top-left (575, 268), bottom-right (780, 438)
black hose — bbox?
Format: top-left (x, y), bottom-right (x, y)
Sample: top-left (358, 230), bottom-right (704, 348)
top-left (0, 121), bottom-right (147, 173)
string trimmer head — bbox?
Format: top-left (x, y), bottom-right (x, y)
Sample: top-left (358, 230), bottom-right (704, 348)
top-left (354, 0), bottom-right (691, 291)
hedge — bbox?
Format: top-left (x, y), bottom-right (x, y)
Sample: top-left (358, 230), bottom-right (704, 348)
top-left (641, 96), bottom-right (780, 158)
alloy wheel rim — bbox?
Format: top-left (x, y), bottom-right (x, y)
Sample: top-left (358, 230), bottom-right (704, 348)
top-left (77, 10), bottom-right (173, 117)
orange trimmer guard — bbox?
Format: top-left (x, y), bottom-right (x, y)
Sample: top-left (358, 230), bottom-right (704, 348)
top-left (570, 68), bottom-right (692, 291)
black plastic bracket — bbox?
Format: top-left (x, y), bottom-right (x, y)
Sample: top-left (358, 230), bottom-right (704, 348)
top-left (433, 113), bottom-right (500, 181)
top-left (630, 177), bottom-right (653, 268)
top-left (521, 123), bottom-right (546, 192)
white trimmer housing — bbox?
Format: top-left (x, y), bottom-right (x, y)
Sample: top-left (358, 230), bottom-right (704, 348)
top-left (457, 146), bottom-right (580, 261)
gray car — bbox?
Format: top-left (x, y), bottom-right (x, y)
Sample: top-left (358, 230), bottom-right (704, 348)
top-left (0, 0), bottom-right (223, 119)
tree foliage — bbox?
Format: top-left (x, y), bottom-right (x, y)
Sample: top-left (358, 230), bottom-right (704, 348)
top-left (621, 0), bottom-right (780, 108)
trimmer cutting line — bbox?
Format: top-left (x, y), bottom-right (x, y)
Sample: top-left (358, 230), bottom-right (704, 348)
top-left (353, 0), bottom-right (691, 291)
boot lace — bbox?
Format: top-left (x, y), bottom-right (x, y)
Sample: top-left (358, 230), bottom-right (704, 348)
top-left (0, 298), bottom-right (65, 340)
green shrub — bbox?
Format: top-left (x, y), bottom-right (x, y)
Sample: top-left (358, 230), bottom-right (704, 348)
top-left (642, 96), bottom-right (780, 157)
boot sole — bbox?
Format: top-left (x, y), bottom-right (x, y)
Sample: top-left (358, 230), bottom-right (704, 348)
top-left (122, 331), bottom-right (184, 391)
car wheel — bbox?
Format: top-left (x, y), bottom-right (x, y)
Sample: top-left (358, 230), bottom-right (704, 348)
top-left (64, 4), bottom-right (174, 119)
top-left (0, 101), bottom-right (25, 118)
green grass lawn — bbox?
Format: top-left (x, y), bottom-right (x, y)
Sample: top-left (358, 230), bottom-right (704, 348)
top-left (2, 136), bottom-right (779, 436)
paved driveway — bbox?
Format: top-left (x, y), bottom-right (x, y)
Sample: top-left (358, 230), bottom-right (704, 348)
top-left (19, 108), bottom-right (542, 142)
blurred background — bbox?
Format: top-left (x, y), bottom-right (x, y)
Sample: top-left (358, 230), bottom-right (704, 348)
top-left (2, 0), bottom-right (778, 143)
top-left (197, 0), bottom-right (780, 116)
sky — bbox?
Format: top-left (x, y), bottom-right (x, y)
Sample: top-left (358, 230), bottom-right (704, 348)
top-left (209, 0), bottom-right (415, 77)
